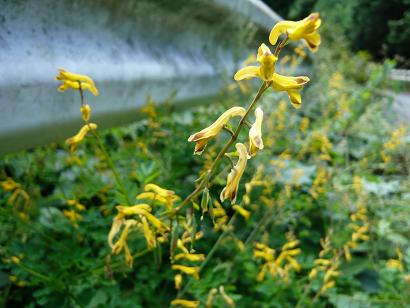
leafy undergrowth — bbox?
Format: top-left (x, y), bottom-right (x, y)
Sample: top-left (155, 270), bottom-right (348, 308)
top-left (1, 46), bottom-right (409, 307)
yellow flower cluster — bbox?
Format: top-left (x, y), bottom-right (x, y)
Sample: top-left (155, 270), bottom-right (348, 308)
top-left (107, 184), bottom-right (175, 267)
top-left (187, 12), bottom-right (321, 208)
top-left (56, 69), bottom-right (100, 153)
top-left (171, 226), bottom-right (204, 290)
top-left (0, 177), bottom-right (30, 220)
top-left (343, 201), bottom-right (369, 261)
top-left (309, 168), bottom-right (328, 199)
top-left (253, 232), bottom-right (301, 282)
top-left (63, 199), bottom-right (86, 227)
top-left (310, 131), bottom-right (333, 161)
top-left (309, 236), bottom-right (340, 295)
top-left (56, 68), bottom-right (99, 96)
top-left (381, 125), bottom-right (407, 163)
top-left (386, 248), bottom-right (405, 272)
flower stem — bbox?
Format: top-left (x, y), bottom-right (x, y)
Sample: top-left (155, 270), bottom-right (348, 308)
top-left (177, 213), bottom-right (238, 298)
top-left (78, 84), bottom-right (131, 205)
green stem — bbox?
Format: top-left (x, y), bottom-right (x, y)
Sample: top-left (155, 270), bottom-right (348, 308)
top-left (18, 262), bottom-right (53, 282)
top-left (91, 129), bottom-right (131, 205)
top-left (77, 83), bottom-right (131, 205)
top-left (177, 213), bottom-right (238, 298)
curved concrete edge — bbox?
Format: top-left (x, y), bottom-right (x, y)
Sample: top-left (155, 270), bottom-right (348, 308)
top-left (0, 0), bottom-right (281, 156)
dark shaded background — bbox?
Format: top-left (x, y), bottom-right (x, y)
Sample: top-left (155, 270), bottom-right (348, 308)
top-left (263, 0), bottom-right (410, 67)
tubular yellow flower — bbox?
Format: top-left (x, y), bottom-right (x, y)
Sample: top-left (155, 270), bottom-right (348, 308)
top-left (56, 68), bottom-right (99, 96)
top-left (0, 178), bottom-right (21, 191)
top-left (219, 286), bottom-right (235, 308)
top-left (269, 13), bottom-right (322, 52)
top-left (174, 253), bottom-right (205, 262)
top-left (171, 299), bottom-right (199, 308)
top-left (220, 143), bottom-right (249, 204)
top-left (270, 74), bottom-right (310, 109)
top-left (234, 44), bottom-right (278, 81)
top-left (66, 123), bottom-right (97, 152)
top-left (141, 216), bottom-right (157, 249)
top-left (108, 215), bottom-right (124, 249)
top-left (117, 205), bottom-right (169, 233)
top-left (232, 204), bottom-right (251, 220)
top-left (174, 274), bottom-right (183, 290)
top-left (249, 107), bottom-right (264, 156)
top-left (136, 192), bottom-right (169, 204)
top-left (80, 104), bottom-right (91, 122)
top-left (112, 220), bottom-right (137, 255)
top-left (144, 183), bottom-right (175, 198)
top-left (188, 107), bottom-right (246, 155)
top-left (116, 204), bottom-right (152, 215)
top-left (172, 265), bottom-right (200, 280)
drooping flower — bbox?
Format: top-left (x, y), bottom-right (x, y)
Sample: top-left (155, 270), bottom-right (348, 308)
top-left (171, 265), bottom-right (200, 280)
top-left (65, 123), bottom-right (97, 152)
top-left (269, 13), bottom-right (322, 52)
top-left (234, 44), bottom-right (310, 108)
top-left (56, 69), bottom-right (99, 96)
top-left (249, 107), bottom-right (264, 156)
top-left (220, 143), bottom-right (249, 204)
top-left (80, 104), bottom-right (91, 122)
top-left (188, 107), bottom-right (246, 155)
top-left (170, 299), bottom-right (199, 308)
top-left (270, 74), bottom-right (310, 109)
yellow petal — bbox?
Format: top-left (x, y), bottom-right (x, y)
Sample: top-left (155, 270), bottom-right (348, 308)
top-left (271, 74), bottom-right (310, 91)
top-left (65, 123), bottom-right (97, 152)
top-left (170, 299), bottom-right (199, 308)
top-left (172, 265), bottom-right (200, 280)
top-left (304, 32), bottom-right (321, 52)
top-left (116, 204), bottom-right (152, 215)
top-left (269, 20), bottom-right (297, 45)
top-left (249, 107), bottom-right (264, 156)
top-left (234, 66), bottom-right (260, 81)
top-left (220, 143), bottom-right (249, 204)
top-left (188, 107), bottom-right (246, 155)
top-left (288, 90), bottom-right (302, 109)
top-left (257, 43), bottom-right (273, 61)
top-left (144, 184), bottom-right (176, 198)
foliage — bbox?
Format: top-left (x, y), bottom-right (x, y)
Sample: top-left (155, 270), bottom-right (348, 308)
top-left (1, 22), bottom-right (410, 308)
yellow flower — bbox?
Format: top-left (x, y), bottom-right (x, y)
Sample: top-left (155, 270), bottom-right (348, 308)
top-left (172, 265), bottom-right (200, 280)
top-left (171, 299), bottom-right (199, 308)
top-left (220, 143), bottom-right (249, 204)
top-left (234, 45), bottom-right (310, 109)
top-left (116, 204), bottom-right (152, 215)
top-left (219, 286), bottom-right (235, 308)
top-left (174, 253), bottom-right (205, 262)
top-left (108, 215), bottom-right (124, 249)
top-left (232, 204), bottom-right (251, 220)
top-left (56, 68), bottom-right (99, 96)
top-left (66, 123), bottom-right (97, 152)
top-left (188, 107), bottom-right (246, 155)
top-left (249, 107), bottom-right (264, 156)
top-left (11, 256), bottom-right (21, 265)
top-left (0, 178), bottom-right (21, 191)
top-left (116, 204), bottom-right (169, 233)
top-left (269, 13), bottom-right (322, 52)
top-left (174, 274), bottom-right (183, 290)
top-left (270, 74), bottom-right (310, 109)
top-left (234, 44), bottom-right (278, 81)
top-left (80, 104), bottom-right (91, 122)
top-left (141, 216), bottom-right (157, 249)
top-left (144, 183), bottom-right (175, 197)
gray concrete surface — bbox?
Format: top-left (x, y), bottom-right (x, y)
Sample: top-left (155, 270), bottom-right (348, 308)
top-left (0, 0), bottom-right (280, 155)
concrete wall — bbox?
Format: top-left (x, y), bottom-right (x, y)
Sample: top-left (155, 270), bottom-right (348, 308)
top-left (0, 0), bottom-right (280, 155)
